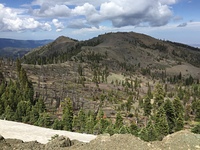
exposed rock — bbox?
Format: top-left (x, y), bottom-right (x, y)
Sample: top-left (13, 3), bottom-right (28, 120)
top-left (10, 141), bottom-right (44, 150)
top-left (45, 136), bottom-right (73, 150)
top-left (0, 135), bottom-right (4, 141)
top-left (1, 131), bottom-right (200, 150)
top-left (155, 130), bottom-right (200, 150)
top-left (0, 135), bottom-right (12, 150)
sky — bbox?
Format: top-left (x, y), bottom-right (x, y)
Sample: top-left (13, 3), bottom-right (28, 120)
top-left (0, 0), bottom-right (199, 45)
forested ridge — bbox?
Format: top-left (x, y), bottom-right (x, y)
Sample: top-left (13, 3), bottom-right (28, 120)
top-left (0, 32), bottom-right (200, 142)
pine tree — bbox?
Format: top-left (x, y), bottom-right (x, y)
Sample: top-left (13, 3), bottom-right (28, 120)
top-left (194, 99), bottom-right (200, 121)
top-left (104, 124), bottom-right (115, 135)
top-left (154, 83), bottom-right (165, 109)
top-left (129, 123), bottom-right (139, 136)
top-left (77, 64), bottom-right (83, 76)
top-left (75, 109), bottom-right (86, 132)
top-left (146, 120), bottom-right (158, 141)
top-left (85, 112), bottom-right (95, 134)
top-left (114, 112), bottom-right (123, 130)
top-left (29, 106), bottom-right (40, 124)
top-left (191, 123), bottom-right (200, 134)
top-left (36, 112), bottom-right (51, 128)
top-left (93, 120), bottom-right (102, 135)
top-left (163, 99), bottom-right (176, 133)
top-left (147, 82), bottom-right (153, 99)
top-left (16, 58), bottom-right (22, 77)
top-left (15, 101), bottom-right (31, 122)
top-left (143, 96), bottom-right (152, 116)
top-left (126, 95), bottom-right (133, 112)
top-left (52, 119), bottom-right (63, 130)
top-left (4, 105), bottom-right (15, 121)
top-left (62, 98), bottom-right (74, 131)
top-left (139, 127), bottom-right (148, 141)
top-left (155, 106), bottom-right (169, 140)
top-left (173, 97), bottom-right (184, 131)
top-left (119, 125), bottom-right (130, 134)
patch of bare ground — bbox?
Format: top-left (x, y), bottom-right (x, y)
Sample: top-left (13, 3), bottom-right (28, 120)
top-left (1, 120), bottom-right (200, 150)
top-left (166, 63), bottom-right (200, 78)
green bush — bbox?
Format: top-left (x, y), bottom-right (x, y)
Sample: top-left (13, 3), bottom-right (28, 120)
top-left (191, 123), bottom-right (200, 134)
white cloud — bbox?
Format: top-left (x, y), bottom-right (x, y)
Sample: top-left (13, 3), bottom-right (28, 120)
top-left (0, 4), bottom-right (51, 32)
top-left (32, 0), bottom-right (107, 7)
top-left (160, 0), bottom-right (179, 5)
top-left (52, 19), bottom-right (65, 32)
top-left (72, 3), bottom-right (97, 16)
top-left (67, 19), bottom-right (91, 29)
top-left (0, 0), bottom-right (181, 33)
top-left (30, 0), bottom-right (179, 28)
top-left (88, 0), bottom-right (173, 27)
top-left (32, 4), bottom-right (71, 17)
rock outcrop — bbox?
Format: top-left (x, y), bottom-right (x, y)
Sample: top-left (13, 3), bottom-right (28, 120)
top-left (0, 130), bottom-right (200, 150)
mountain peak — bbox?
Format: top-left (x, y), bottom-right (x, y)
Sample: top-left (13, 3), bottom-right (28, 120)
top-left (55, 36), bottom-right (77, 43)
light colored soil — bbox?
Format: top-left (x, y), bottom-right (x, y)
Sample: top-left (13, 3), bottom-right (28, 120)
top-left (166, 63), bottom-right (200, 78)
top-left (0, 120), bottom-right (96, 144)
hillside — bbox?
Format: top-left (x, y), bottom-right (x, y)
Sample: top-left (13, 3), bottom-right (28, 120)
top-left (24, 32), bottom-right (200, 68)
top-left (0, 38), bottom-right (52, 58)
top-left (0, 31), bottom-right (200, 145)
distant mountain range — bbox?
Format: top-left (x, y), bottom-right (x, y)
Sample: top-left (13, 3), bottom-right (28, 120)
top-left (0, 38), bottom-right (53, 58)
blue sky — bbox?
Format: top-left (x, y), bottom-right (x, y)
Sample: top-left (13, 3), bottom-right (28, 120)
top-left (0, 0), bottom-right (199, 45)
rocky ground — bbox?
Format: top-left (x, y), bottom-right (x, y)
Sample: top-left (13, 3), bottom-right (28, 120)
top-left (1, 120), bottom-right (200, 150)
top-left (1, 130), bottom-right (200, 150)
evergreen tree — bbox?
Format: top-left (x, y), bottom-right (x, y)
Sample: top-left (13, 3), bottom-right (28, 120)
top-left (126, 95), bottom-right (133, 112)
top-left (143, 96), bottom-right (152, 116)
top-left (37, 98), bottom-right (46, 112)
top-left (100, 118), bottom-right (111, 133)
top-left (85, 112), bottom-right (95, 134)
top-left (16, 58), bottom-right (22, 77)
top-left (52, 119), bottom-right (63, 130)
top-left (191, 123), bottom-right (200, 134)
top-left (93, 110), bottom-right (110, 134)
top-left (129, 123), bottom-right (139, 136)
top-left (93, 120), bottom-right (102, 135)
top-left (154, 83), bottom-right (165, 109)
top-left (29, 106), bottom-right (40, 124)
top-left (0, 103), bottom-right (3, 115)
top-left (119, 125), bottom-right (130, 134)
top-left (77, 64), bottom-right (83, 76)
top-left (4, 105), bottom-right (15, 120)
top-left (177, 86), bottom-right (184, 100)
top-left (163, 99), bottom-right (176, 133)
top-left (173, 97), bottom-right (184, 131)
top-left (104, 124), bottom-right (115, 135)
top-left (36, 112), bottom-right (51, 128)
top-left (147, 82), bottom-right (153, 99)
top-left (73, 109), bottom-right (86, 132)
top-left (155, 106), bottom-right (169, 140)
top-left (62, 98), bottom-right (74, 131)
top-left (15, 101), bottom-right (31, 122)
top-left (146, 120), bottom-right (158, 141)
top-left (139, 127), bottom-right (148, 141)
top-left (194, 99), bottom-right (200, 121)
top-left (114, 112), bottom-right (123, 130)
